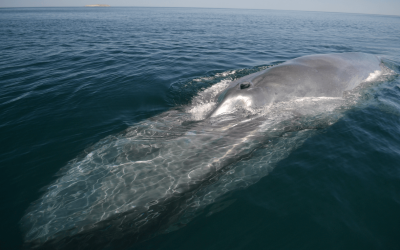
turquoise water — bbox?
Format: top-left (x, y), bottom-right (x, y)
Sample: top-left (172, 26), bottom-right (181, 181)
top-left (1, 7), bottom-right (400, 250)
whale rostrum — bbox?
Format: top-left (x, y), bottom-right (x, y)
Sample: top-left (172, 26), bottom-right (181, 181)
top-left (21, 53), bottom-right (384, 249)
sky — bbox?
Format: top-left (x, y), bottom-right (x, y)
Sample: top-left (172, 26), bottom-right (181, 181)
top-left (1, 0), bottom-right (400, 16)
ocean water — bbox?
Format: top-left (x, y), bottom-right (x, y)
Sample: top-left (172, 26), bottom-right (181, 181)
top-left (1, 7), bottom-right (400, 250)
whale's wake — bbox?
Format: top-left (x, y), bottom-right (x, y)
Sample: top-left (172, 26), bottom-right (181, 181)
top-left (20, 53), bottom-right (395, 249)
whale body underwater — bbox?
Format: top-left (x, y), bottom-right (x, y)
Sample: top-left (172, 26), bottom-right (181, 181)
top-left (21, 52), bottom-right (386, 249)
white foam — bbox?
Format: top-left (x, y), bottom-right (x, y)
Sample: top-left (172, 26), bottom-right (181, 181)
top-left (187, 79), bottom-right (231, 120)
top-left (365, 70), bottom-right (382, 82)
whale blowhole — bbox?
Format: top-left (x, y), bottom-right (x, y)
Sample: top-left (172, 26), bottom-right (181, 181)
top-left (240, 82), bottom-right (251, 89)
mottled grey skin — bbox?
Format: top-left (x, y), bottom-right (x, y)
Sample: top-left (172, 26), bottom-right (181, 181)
top-left (210, 52), bottom-right (381, 117)
top-left (21, 53), bottom-right (382, 250)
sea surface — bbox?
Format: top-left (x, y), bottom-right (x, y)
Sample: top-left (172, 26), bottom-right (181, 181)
top-left (1, 7), bottom-right (400, 250)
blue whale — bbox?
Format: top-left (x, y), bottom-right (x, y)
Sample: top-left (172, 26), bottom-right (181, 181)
top-left (21, 53), bottom-right (383, 249)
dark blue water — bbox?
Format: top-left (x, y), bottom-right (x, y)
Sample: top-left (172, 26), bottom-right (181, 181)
top-left (1, 7), bottom-right (400, 250)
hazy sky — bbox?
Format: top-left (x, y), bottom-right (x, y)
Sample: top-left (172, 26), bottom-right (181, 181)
top-left (1, 0), bottom-right (400, 16)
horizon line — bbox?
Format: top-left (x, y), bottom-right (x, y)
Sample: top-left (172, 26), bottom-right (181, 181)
top-left (0, 5), bottom-right (398, 17)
